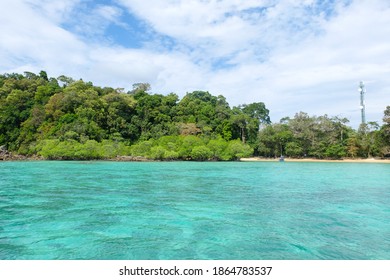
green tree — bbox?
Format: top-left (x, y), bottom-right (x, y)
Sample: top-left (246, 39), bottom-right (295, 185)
top-left (273, 124), bottom-right (293, 157)
top-left (207, 138), bottom-right (228, 160)
top-left (150, 145), bottom-right (167, 160)
top-left (257, 124), bottom-right (278, 157)
top-left (285, 142), bottom-right (303, 157)
top-left (324, 144), bottom-right (346, 159)
top-left (132, 93), bottom-right (176, 140)
top-left (358, 122), bottom-right (382, 157)
top-left (379, 106), bottom-right (390, 157)
top-left (346, 133), bottom-right (360, 158)
top-left (0, 89), bottom-right (34, 150)
top-left (176, 91), bottom-right (214, 124)
top-left (39, 71), bottom-right (49, 81)
top-left (130, 83), bottom-right (151, 96)
top-left (231, 107), bottom-right (250, 144)
top-left (57, 75), bottom-right (75, 87)
top-left (288, 112), bottom-right (316, 156)
top-left (232, 102), bottom-right (271, 145)
top-left (190, 145), bottom-right (213, 161)
top-left (0, 71), bottom-right (273, 160)
top-left (178, 135), bottom-right (203, 158)
top-left (225, 140), bottom-right (253, 160)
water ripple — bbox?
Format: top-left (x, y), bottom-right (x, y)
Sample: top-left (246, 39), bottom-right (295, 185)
top-left (0, 161), bottom-right (389, 259)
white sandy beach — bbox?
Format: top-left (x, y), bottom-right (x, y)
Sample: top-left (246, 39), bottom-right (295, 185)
top-left (240, 157), bottom-right (390, 163)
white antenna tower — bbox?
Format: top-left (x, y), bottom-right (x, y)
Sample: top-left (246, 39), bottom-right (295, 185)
top-left (358, 81), bottom-right (366, 125)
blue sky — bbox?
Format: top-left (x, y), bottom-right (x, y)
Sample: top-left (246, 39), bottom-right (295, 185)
top-left (1, 0), bottom-right (390, 128)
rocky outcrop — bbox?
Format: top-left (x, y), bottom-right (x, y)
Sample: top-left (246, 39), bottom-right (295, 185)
top-left (0, 145), bottom-right (11, 160)
top-left (114, 156), bottom-right (151, 162)
top-left (0, 145), bottom-right (41, 161)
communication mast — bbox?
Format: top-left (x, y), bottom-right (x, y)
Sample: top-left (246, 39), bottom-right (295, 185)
top-left (358, 81), bottom-right (366, 125)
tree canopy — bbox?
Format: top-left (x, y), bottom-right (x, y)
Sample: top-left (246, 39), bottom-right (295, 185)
top-left (0, 71), bottom-right (389, 160)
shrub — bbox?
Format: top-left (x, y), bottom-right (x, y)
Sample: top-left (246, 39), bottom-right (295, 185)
top-left (224, 140), bottom-right (253, 160)
top-left (190, 145), bottom-right (213, 161)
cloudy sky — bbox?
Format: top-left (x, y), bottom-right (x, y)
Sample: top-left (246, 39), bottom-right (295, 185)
top-left (1, 0), bottom-right (390, 127)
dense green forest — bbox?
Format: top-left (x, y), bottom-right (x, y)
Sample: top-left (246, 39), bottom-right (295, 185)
top-left (0, 71), bottom-right (389, 160)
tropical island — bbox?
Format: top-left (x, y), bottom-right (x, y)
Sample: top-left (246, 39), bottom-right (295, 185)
top-left (1, 71), bottom-right (389, 161)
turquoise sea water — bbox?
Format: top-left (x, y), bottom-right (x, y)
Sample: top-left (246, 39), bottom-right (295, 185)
top-left (0, 161), bottom-right (389, 260)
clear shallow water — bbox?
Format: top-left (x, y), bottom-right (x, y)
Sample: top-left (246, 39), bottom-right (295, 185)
top-left (0, 161), bottom-right (389, 260)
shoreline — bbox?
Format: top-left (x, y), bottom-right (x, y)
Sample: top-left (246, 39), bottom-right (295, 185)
top-left (2, 155), bottom-right (390, 163)
top-left (239, 157), bottom-right (390, 163)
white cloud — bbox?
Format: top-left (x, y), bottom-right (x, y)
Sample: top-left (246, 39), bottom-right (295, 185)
top-left (0, 0), bottom-right (87, 72)
top-left (25, 0), bottom-right (81, 24)
top-left (261, 0), bottom-right (390, 124)
top-left (84, 46), bottom-right (205, 92)
top-left (117, 0), bottom-right (274, 58)
top-left (1, 0), bottom-right (390, 128)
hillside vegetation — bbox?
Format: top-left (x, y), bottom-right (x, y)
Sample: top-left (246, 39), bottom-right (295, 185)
top-left (0, 71), bottom-right (389, 160)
